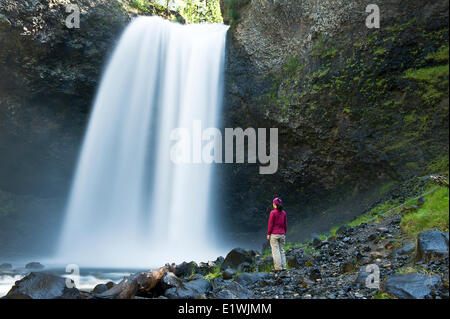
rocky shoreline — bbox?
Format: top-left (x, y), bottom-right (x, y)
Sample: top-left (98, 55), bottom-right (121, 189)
top-left (2, 208), bottom-right (448, 299)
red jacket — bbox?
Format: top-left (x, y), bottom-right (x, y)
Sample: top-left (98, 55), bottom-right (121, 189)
top-left (267, 209), bottom-right (287, 235)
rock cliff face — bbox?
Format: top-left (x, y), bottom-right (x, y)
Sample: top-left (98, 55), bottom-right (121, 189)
top-left (219, 0), bottom-right (449, 245)
top-left (0, 0), bottom-right (136, 197)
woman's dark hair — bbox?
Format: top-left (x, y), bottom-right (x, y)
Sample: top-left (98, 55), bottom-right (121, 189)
top-left (276, 204), bottom-right (284, 212)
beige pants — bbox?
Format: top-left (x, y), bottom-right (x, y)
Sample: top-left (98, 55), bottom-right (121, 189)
top-left (270, 234), bottom-right (286, 270)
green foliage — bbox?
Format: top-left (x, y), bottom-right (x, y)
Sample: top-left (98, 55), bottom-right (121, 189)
top-left (259, 263), bottom-right (274, 273)
top-left (222, 0), bottom-right (250, 25)
top-left (401, 186), bottom-right (449, 236)
top-left (130, 0), bottom-right (165, 13)
top-left (128, 0), bottom-right (184, 21)
top-left (403, 65), bottom-right (449, 83)
top-left (426, 156), bottom-right (449, 175)
top-left (262, 248), bottom-right (271, 259)
top-left (284, 241), bottom-right (303, 252)
top-left (425, 45), bottom-right (449, 63)
top-left (373, 292), bottom-right (395, 299)
top-left (204, 264), bottom-right (222, 281)
top-left (178, 0), bottom-right (223, 24)
top-left (283, 56), bottom-right (303, 77)
top-left (374, 47), bottom-right (387, 56)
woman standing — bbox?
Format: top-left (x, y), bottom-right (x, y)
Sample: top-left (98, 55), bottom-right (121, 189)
top-left (267, 197), bottom-right (287, 271)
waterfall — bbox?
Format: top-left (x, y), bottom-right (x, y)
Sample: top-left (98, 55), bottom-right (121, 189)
top-left (56, 16), bottom-right (229, 268)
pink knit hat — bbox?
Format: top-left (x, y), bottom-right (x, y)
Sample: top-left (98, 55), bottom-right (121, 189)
top-left (273, 197), bottom-right (283, 206)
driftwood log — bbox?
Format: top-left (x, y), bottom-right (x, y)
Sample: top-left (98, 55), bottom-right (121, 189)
top-left (95, 267), bottom-right (168, 299)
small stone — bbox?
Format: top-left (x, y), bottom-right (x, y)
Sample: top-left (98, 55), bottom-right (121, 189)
top-left (370, 251), bottom-right (384, 259)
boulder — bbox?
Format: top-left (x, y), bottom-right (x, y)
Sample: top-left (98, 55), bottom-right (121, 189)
top-left (383, 273), bottom-right (442, 299)
top-left (416, 231), bottom-right (449, 262)
top-left (222, 268), bottom-right (236, 280)
top-left (237, 262), bottom-right (253, 272)
top-left (174, 261), bottom-right (198, 278)
top-left (196, 262), bottom-right (216, 275)
top-left (220, 248), bottom-right (254, 271)
top-left (25, 262), bottom-right (44, 270)
top-left (164, 278), bottom-right (212, 299)
top-left (0, 263), bottom-right (12, 270)
top-left (208, 281), bottom-right (254, 299)
top-left (105, 281), bottom-right (115, 290)
top-left (234, 272), bottom-right (269, 286)
top-left (394, 242), bottom-right (416, 256)
top-left (92, 284), bottom-right (108, 294)
top-left (159, 272), bottom-right (183, 290)
top-left (3, 272), bottom-right (80, 299)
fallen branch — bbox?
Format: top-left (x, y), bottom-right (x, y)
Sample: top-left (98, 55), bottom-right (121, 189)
top-left (94, 267), bottom-right (168, 299)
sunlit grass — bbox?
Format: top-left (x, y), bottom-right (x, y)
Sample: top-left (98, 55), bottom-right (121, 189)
top-left (401, 187), bottom-right (449, 236)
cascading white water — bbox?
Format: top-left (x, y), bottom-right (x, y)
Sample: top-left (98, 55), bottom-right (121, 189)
top-left (56, 16), bottom-right (229, 268)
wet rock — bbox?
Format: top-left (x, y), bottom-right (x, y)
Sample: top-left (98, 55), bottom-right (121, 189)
top-left (25, 262), bottom-right (44, 270)
top-left (174, 261), bottom-right (198, 277)
top-left (383, 273), bottom-right (442, 299)
top-left (234, 272), bottom-right (269, 286)
top-left (159, 272), bottom-right (183, 290)
top-left (220, 248), bottom-right (254, 271)
top-left (208, 281), bottom-right (254, 299)
top-left (105, 281), bottom-right (115, 290)
top-left (164, 278), bottom-right (212, 299)
top-left (395, 242), bottom-right (416, 256)
top-left (3, 272), bottom-right (80, 299)
top-left (196, 262), bottom-right (215, 275)
top-left (237, 262), bottom-right (253, 272)
top-left (92, 284), bottom-right (108, 294)
top-left (416, 231), bottom-right (449, 262)
top-left (222, 268), bottom-right (236, 280)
